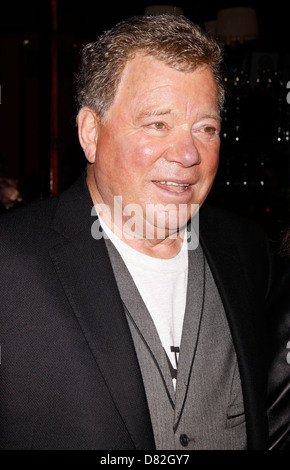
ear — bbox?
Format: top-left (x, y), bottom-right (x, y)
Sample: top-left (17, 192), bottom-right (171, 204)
top-left (77, 107), bottom-right (99, 163)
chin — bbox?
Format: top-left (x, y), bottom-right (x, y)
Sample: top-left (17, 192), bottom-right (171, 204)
top-left (146, 209), bottom-right (190, 238)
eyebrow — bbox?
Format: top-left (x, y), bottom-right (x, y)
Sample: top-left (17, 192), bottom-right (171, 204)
top-left (136, 108), bottom-right (174, 120)
top-left (196, 112), bottom-right (221, 122)
top-left (136, 108), bottom-right (222, 123)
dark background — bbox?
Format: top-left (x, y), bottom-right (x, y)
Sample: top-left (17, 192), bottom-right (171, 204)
top-left (0, 0), bottom-right (289, 245)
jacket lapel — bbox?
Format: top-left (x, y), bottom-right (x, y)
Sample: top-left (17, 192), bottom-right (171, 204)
top-left (49, 175), bottom-right (155, 450)
top-left (199, 206), bottom-right (258, 354)
top-left (198, 205), bottom-right (268, 448)
top-left (173, 243), bottom-right (205, 430)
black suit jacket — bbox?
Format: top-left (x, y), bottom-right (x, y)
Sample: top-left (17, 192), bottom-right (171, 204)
top-left (0, 173), bottom-right (274, 449)
top-left (267, 260), bottom-right (290, 450)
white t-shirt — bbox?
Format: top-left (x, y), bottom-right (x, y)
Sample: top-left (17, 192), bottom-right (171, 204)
top-left (98, 216), bottom-right (188, 382)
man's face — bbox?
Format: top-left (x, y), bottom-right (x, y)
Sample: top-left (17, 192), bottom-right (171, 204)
top-left (90, 54), bottom-right (221, 237)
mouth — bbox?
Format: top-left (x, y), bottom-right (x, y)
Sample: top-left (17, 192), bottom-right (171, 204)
top-left (153, 180), bottom-right (191, 193)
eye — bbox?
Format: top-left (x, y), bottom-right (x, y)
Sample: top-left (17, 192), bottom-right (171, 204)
top-left (151, 122), bottom-right (166, 130)
top-left (142, 120), bottom-right (169, 135)
top-left (193, 123), bottom-right (220, 142)
top-left (202, 126), bottom-right (217, 135)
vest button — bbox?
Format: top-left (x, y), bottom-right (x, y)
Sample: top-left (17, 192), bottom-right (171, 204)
top-left (180, 434), bottom-right (189, 447)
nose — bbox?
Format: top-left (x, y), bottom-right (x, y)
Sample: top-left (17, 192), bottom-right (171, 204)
top-left (165, 128), bottom-right (201, 167)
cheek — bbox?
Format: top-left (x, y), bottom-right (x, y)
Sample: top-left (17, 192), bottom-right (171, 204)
top-left (201, 143), bottom-right (220, 174)
top-left (130, 135), bottom-right (162, 166)
top-left (197, 150), bottom-right (219, 191)
top-left (140, 145), bottom-right (157, 161)
top-left (208, 154), bottom-right (220, 175)
top-left (118, 138), bottom-right (164, 179)
top-left (96, 139), bottom-right (156, 198)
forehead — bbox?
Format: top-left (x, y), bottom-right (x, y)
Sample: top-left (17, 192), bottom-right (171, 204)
top-left (109, 54), bottom-right (219, 115)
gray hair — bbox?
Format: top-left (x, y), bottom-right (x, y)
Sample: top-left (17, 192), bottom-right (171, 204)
top-left (76, 14), bottom-right (225, 118)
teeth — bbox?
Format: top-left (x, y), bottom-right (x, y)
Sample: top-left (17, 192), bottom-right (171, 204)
top-left (159, 181), bottom-right (189, 187)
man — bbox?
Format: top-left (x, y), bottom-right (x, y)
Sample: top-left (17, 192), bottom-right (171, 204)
top-left (0, 15), bottom-right (274, 450)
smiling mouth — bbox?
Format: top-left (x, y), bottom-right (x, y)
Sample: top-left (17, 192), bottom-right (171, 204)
top-left (154, 181), bottom-right (191, 193)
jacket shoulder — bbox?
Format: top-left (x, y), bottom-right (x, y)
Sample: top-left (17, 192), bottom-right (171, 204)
top-left (0, 173), bottom-right (89, 251)
top-left (0, 196), bottom-right (59, 249)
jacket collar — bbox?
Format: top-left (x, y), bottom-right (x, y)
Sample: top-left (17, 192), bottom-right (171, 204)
top-left (51, 171), bottom-right (93, 238)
